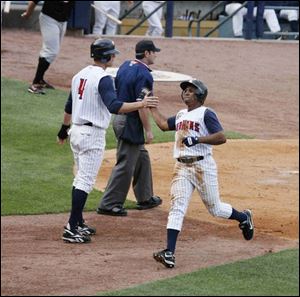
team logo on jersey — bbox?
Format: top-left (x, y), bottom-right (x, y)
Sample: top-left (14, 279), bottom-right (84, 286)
top-left (176, 120), bottom-right (200, 132)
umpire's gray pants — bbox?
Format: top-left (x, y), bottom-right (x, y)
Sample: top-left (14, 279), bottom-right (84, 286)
top-left (99, 115), bottom-right (153, 210)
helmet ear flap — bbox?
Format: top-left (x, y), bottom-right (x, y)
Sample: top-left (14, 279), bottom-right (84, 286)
top-left (100, 55), bottom-right (112, 63)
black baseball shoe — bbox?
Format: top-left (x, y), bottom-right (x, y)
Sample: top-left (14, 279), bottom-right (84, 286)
top-left (28, 84), bottom-right (45, 95)
top-left (38, 79), bottom-right (55, 89)
top-left (136, 196), bottom-right (162, 210)
top-left (62, 226), bottom-right (91, 243)
top-left (239, 209), bottom-right (254, 240)
top-left (153, 249), bottom-right (175, 268)
top-left (77, 221), bottom-right (96, 236)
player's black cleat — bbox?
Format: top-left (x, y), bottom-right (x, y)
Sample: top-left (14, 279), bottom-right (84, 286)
top-left (28, 84), bottom-right (45, 95)
top-left (77, 222), bottom-right (96, 236)
top-left (153, 249), bottom-right (175, 268)
top-left (62, 226), bottom-right (91, 243)
top-left (39, 79), bottom-right (55, 89)
top-left (239, 209), bottom-right (254, 240)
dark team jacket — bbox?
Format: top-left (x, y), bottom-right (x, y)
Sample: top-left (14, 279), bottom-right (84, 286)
top-left (33, 1), bottom-right (74, 22)
top-left (115, 59), bottom-right (154, 145)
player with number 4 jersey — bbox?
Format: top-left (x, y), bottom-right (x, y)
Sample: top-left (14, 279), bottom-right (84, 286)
top-left (56, 39), bottom-right (159, 244)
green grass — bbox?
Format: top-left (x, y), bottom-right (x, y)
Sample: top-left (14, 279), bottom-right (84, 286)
top-left (98, 249), bottom-right (299, 296)
top-left (1, 77), bottom-right (252, 215)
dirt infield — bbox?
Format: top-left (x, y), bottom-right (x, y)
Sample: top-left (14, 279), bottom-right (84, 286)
top-left (1, 29), bottom-right (299, 296)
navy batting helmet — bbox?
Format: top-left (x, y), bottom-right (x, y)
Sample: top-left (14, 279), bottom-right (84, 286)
top-left (180, 79), bottom-right (208, 102)
top-left (90, 39), bottom-right (120, 62)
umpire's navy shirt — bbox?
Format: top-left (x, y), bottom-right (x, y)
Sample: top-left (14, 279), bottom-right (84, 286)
top-left (115, 59), bottom-right (154, 144)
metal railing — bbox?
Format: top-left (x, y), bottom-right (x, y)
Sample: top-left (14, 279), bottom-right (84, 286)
top-left (263, 5), bottom-right (299, 39)
top-left (188, 1), bottom-right (228, 37)
top-left (124, 1), bottom-right (167, 35)
top-left (119, 1), bottom-right (143, 21)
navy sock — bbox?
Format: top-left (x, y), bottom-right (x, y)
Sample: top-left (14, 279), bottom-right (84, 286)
top-left (167, 228), bottom-right (180, 253)
top-left (68, 188), bottom-right (88, 230)
top-left (229, 208), bottom-right (247, 223)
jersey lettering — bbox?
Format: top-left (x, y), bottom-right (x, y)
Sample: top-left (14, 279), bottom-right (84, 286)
top-left (176, 120), bottom-right (200, 132)
top-left (78, 78), bottom-right (87, 99)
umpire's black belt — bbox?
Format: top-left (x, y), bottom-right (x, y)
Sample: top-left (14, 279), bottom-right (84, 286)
top-left (177, 156), bottom-right (204, 164)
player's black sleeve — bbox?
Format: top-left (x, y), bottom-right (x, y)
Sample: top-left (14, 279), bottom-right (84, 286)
top-left (167, 116), bottom-right (176, 130)
top-left (98, 76), bottom-right (123, 114)
top-left (64, 91), bottom-right (72, 114)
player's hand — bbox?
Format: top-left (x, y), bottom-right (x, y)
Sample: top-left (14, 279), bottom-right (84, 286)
top-left (145, 130), bottom-right (154, 144)
top-left (21, 11), bottom-right (30, 19)
top-left (182, 136), bottom-right (199, 147)
top-left (142, 95), bottom-right (159, 108)
top-left (57, 137), bottom-right (67, 145)
top-left (57, 124), bottom-right (70, 145)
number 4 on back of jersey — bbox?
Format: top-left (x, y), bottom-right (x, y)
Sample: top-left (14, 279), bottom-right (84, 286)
top-left (78, 78), bottom-right (87, 99)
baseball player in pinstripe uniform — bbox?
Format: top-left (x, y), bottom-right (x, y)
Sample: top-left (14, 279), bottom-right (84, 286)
top-left (22, 1), bottom-right (74, 94)
top-left (150, 79), bottom-right (254, 268)
top-left (56, 39), bottom-right (159, 243)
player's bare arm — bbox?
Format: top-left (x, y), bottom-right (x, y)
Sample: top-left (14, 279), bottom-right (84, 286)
top-left (118, 95), bottom-right (159, 113)
top-left (198, 131), bottom-right (226, 145)
top-left (21, 1), bottom-right (36, 18)
top-left (150, 107), bottom-right (170, 131)
top-left (182, 131), bottom-right (226, 148)
top-left (139, 108), bottom-right (154, 144)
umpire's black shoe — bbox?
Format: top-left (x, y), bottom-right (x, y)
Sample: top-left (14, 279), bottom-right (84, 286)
top-left (62, 226), bottom-right (91, 243)
top-left (77, 221), bottom-right (96, 236)
top-left (97, 206), bottom-right (127, 216)
top-left (136, 196), bottom-right (162, 210)
top-left (239, 209), bottom-right (254, 240)
top-left (153, 249), bottom-right (175, 268)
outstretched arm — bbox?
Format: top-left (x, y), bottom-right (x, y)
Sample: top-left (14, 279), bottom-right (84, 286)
top-left (150, 107), bottom-right (171, 131)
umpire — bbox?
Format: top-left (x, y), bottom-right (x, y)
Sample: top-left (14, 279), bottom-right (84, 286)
top-left (97, 40), bottom-right (162, 216)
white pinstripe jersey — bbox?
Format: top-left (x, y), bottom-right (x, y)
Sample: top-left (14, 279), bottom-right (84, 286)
top-left (174, 106), bottom-right (213, 158)
top-left (71, 65), bottom-right (112, 129)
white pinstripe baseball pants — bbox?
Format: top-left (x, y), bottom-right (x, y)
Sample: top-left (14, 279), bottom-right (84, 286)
top-left (167, 155), bottom-right (233, 231)
top-left (70, 125), bottom-right (106, 194)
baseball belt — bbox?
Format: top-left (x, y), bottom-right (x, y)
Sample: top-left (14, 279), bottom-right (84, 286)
top-left (177, 156), bottom-right (204, 164)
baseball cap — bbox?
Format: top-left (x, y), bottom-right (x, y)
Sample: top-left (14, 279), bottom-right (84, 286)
top-left (135, 40), bottom-right (161, 54)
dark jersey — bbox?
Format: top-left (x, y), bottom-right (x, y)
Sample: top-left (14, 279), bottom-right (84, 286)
top-left (33, 1), bottom-right (74, 22)
top-left (114, 59), bottom-right (154, 144)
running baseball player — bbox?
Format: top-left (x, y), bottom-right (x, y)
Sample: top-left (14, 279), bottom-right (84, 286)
top-left (56, 38), bottom-right (159, 243)
top-left (150, 79), bottom-right (254, 268)
top-left (22, 1), bottom-right (74, 94)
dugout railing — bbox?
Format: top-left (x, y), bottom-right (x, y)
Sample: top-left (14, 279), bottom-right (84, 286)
top-left (187, 1), bottom-right (248, 38)
top-left (263, 5), bottom-right (299, 39)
